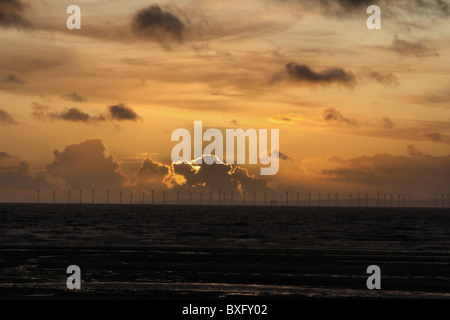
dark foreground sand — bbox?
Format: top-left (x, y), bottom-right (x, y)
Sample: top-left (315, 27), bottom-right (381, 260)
top-left (1, 245), bottom-right (450, 299)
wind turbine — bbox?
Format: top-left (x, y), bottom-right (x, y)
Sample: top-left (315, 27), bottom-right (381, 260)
top-left (349, 192), bottom-right (352, 207)
top-left (377, 193), bottom-right (380, 207)
top-left (383, 193), bottom-right (387, 207)
top-left (106, 190), bottom-right (109, 204)
top-left (335, 193), bottom-right (338, 207)
top-left (200, 191), bottom-right (202, 205)
top-left (264, 192), bottom-right (267, 206)
top-left (254, 192), bottom-right (257, 206)
top-left (142, 191), bottom-right (145, 204)
top-left (176, 190), bottom-right (180, 205)
top-left (189, 190), bottom-right (192, 205)
top-left (219, 190), bottom-right (222, 205)
top-left (130, 190), bottom-right (133, 204)
top-left (390, 193), bottom-right (393, 207)
top-left (163, 190), bottom-right (166, 204)
top-left (297, 192), bottom-right (299, 207)
top-left (365, 192), bottom-right (368, 207)
top-left (318, 190), bottom-right (321, 207)
top-left (231, 190), bottom-right (234, 205)
top-left (151, 189), bottom-right (155, 205)
top-left (52, 189), bottom-right (56, 204)
top-left (209, 192), bottom-right (212, 205)
top-left (243, 191), bottom-right (246, 206)
top-left (327, 192), bottom-right (330, 207)
top-left (119, 190), bottom-right (122, 204)
top-left (92, 190), bottom-right (95, 205)
top-left (36, 187), bottom-right (40, 204)
top-left (308, 190), bottom-right (311, 207)
top-left (286, 191), bottom-right (289, 206)
top-left (79, 189), bottom-right (82, 204)
top-left (442, 193), bottom-right (445, 208)
top-left (223, 192), bottom-right (226, 205)
top-left (357, 191), bottom-right (360, 208)
top-left (68, 189), bottom-right (71, 204)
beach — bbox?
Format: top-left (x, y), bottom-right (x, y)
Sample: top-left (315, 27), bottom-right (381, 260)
top-left (1, 204), bottom-right (450, 299)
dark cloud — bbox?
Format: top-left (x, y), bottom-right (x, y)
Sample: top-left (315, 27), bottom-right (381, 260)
top-left (135, 157), bottom-right (170, 190)
top-left (168, 155), bottom-right (269, 196)
top-left (32, 103), bottom-right (140, 123)
top-left (0, 161), bottom-right (47, 189)
top-left (0, 108), bottom-right (17, 125)
top-left (1, 73), bottom-right (24, 84)
top-left (321, 145), bottom-right (450, 194)
top-left (270, 150), bottom-right (292, 161)
top-left (60, 92), bottom-right (87, 102)
top-left (392, 37), bottom-right (438, 57)
top-left (49, 108), bottom-right (92, 122)
top-left (422, 132), bottom-right (450, 144)
top-left (108, 104), bottom-right (139, 121)
top-left (131, 4), bottom-right (184, 48)
top-left (323, 108), bottom-right (357, 127)
top-left (0, 151), bottom-right (12, 159)
top-left (381, 116), bottom-right (395, 129)
top-left (46, 139), bottom-right (125, 190)
top-left (0, 0), bottom-right (32, 29)
top-left (359, 68), bottom-right (399, 86)
top-left (274, 0), bottom-right (449, 18)
top-left (285, 62), bottom-right (355, 87)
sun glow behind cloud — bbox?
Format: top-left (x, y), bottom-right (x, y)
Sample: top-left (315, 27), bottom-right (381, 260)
top-left (1, 0), bottom-right (450, 201)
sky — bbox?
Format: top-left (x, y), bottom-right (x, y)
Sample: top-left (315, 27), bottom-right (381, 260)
top-left (0, 0), bottom-right (450, 203)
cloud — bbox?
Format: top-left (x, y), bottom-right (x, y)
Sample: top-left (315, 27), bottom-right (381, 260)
top-left (0, 0), bottom-right (32, 29)
top-left (46, 139), bottom-right (125, 190)
top-left (381, 116), bottom-right (395, 129)
top-left (323, 108), bottom-right (357, 126)
top-left (131, 4), bottom-right (184, 48)
top-left (60, 92), bottom-right (87, 102)
top-left (134, 157), bottom-right (171, 190)
top-left (392, 37), bottom-right (438, 57)
top-left (274, 0), bottom-right (450, 19)
top-left (270, 150), bottom-right (292, 161)
top-left (32, 103), bottom-right (140, 123)
top-left (285, 62), bottom-right (355, 87)
top-left (422, 132), bottom-right (450, 144)
top-left (359, 68), bottom-right (399, 86)
top-left (267, 113), bottom-right (304, 124)
top-left (321, 145), bottom-right (450, 194)
top-left (48, 108), bottom-right (93, 122)
top-left (108, 104), bottom-right (139, 121)
top-left (0, 108), bottom-right (18, 125)
top-left (1, 73), bottom-right (24, 84)
top-left (168, 155), bottom-right (269, 195)
top-left (0, 151), bottom-right (12, 159)
top-left (0, 161), bottom-right (47, 189)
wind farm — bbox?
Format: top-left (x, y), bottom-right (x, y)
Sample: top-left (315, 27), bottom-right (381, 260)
top-left (19, 187), bottom-right (450, 208)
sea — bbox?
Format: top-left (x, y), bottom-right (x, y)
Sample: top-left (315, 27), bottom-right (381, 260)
top-left (1, 203), bottom-right (450, 299)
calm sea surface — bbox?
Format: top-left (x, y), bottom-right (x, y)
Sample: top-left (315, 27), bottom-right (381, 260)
top-left (1, 203), bottom-right (450, 299)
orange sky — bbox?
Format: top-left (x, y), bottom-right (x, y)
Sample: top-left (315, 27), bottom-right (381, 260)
top-left (1, 0), bottom-right (450, 202)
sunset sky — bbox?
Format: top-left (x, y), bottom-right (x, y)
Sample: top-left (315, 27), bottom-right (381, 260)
top-left (1, 0), bottom-right (450, 203)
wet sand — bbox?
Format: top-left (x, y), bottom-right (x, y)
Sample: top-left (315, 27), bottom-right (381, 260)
top-left (1, 245), bottom-right (450, 299)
